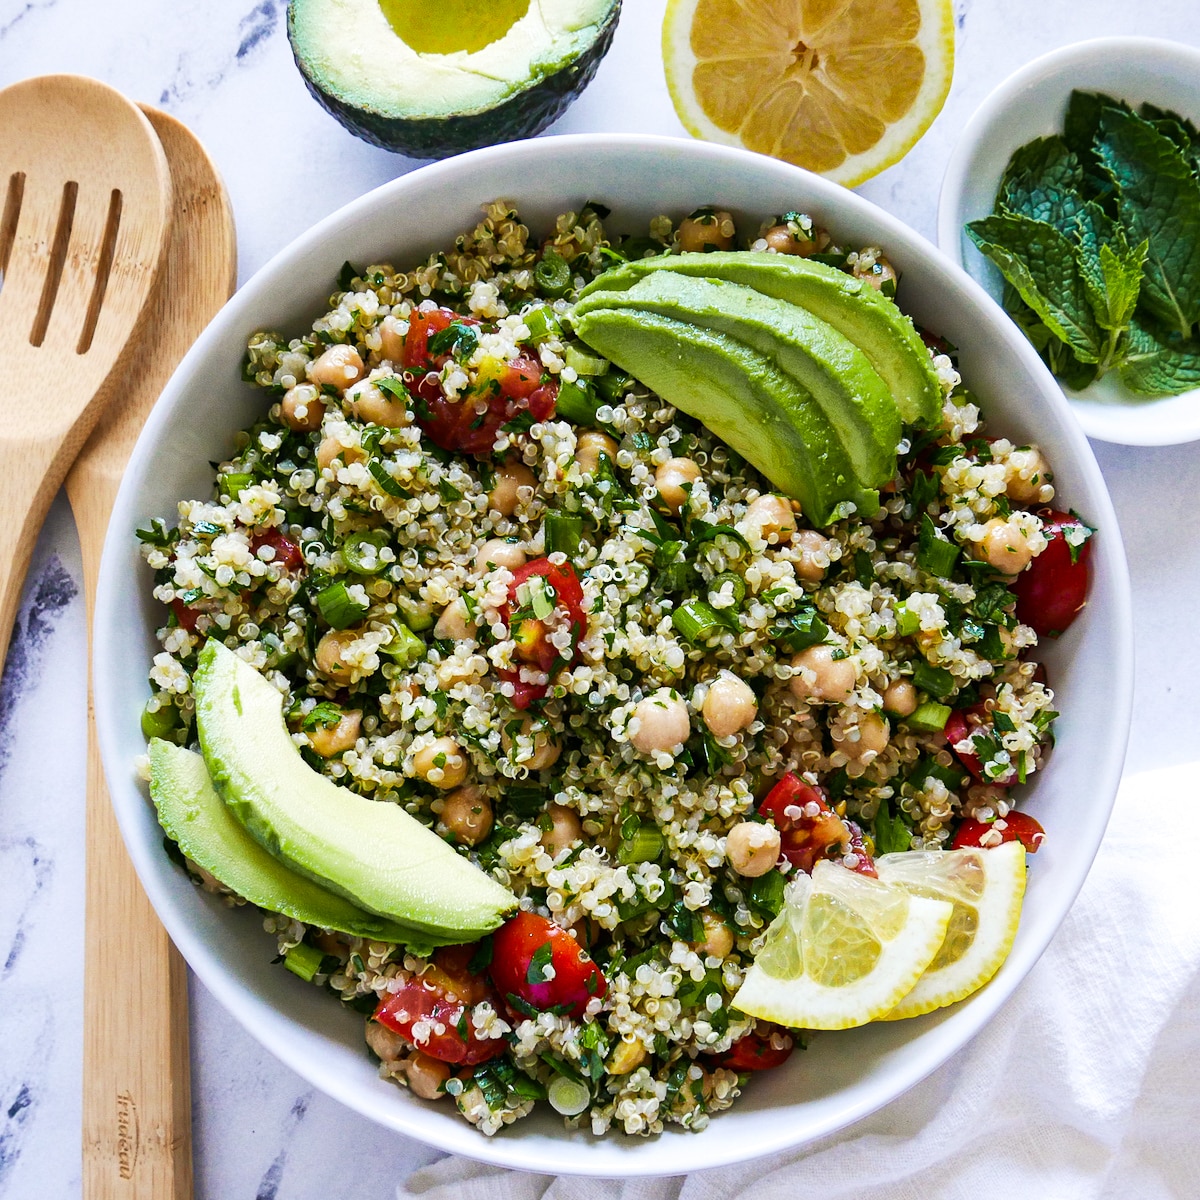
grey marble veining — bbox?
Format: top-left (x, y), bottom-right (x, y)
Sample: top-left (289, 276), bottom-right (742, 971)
top-left (2, 1), bottom-right (1200, 1196)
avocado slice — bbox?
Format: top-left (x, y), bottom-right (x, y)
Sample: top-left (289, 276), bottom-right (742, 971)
top-left (192, 640), bottom-right (515, 940)
top-left (574, 272), bottom-right (901, 489)
top-left (288, 0), bottom-right (621, 159)
top-left (578, 251), bottom-right (942, 427)
top-left (571, 306), bottom-right (878, 525)
top-left (148, 740), bottom-right (450, 948)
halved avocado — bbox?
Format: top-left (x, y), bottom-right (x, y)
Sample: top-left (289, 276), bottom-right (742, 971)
top-left (288, 0), bottom-right (621, 158)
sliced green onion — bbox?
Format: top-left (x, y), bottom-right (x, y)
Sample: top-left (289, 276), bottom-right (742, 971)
top-left (316, 581), bottom-right (369, 630)
top-left (917, 514), bottom-right (960, 578)
top-left (564, 343), bottom-right (609, 377)
top-left (284, 942), bottom-right (326, 982)
top-left (556, 378), bottom-right (599, 425)
top-left (545, 513), bottom-right (582, 557)
top-left (341, 529), bottom-right (390, 575)
top-left (395, 593), bottom-right (434, 632)
top-left (382, 622), bottom-right (426, 668)
top-left (710, 570), bottom-right (747, 607)
top-left (522, 305), bottom-right (563, 344)
top-left (141, 700), bottom-right (182, 741)
top-left (912, 660), bottom-right (955, 701)
top-left (906, 700), bottom-right (952, 733)
top-left (895, 602), bottom-right (921, 637)
top-left (660, 560), bottom-right (695, 593)
top-left (547, 1075), bottom-right (591, 1116)
top-left (595, 369), bottom-right (631, 402)
top-left (534, 250), bottom-right (572, 299)
top-left (219, 471), bottom-right (253, 499)
top-left (617, 824), bottom-right (666, 865)
top-left (671, 598), bottom-right (729, 643)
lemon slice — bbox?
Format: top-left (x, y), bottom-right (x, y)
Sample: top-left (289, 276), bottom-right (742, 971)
top-left (662, 0), bottom-right (956, 186)
top-left (732, 859), bottom-right (952, 1030)
top-left (876, 841), bottom-right (1026, 1020)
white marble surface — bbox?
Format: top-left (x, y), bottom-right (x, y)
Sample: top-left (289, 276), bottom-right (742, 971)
top-left (2, 2), bottom-right (1200, 1196)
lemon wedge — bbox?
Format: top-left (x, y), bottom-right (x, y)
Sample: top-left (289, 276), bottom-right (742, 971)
top-left (732, 859), bottom-right (953, 1030)
top-left (876, 841), bottom-right (1027, 1020)
top-left (662, 0), bottom-right (955, 186)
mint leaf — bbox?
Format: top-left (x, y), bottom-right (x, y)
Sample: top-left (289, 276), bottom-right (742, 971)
top-left (967, 212), bottom-right (1103, 362)
top-left (999, 136), bottom-right (1089, 233)
top-left (1096, 106), bottom-right (1200, 338)
top-left (1064, 90), bottom-right (1128, 204)
top-left (1139, 102), bottom-right (1200, 172)
top-left (1095, 234), bottom-right (1148, 332)
top-left (1119, 314), bottom-right (1200, 397)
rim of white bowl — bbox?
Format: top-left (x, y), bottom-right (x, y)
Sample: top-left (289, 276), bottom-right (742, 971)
top-left (95, 132), bottom-right (1134, 1175)
top-left (937, 36), bottom-right (1200, 446)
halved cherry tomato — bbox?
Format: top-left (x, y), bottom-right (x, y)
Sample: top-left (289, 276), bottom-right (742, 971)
top-left (488, 911), bottom-right (606, 1020)
top-left (758, 773), bottom-right (875, 875)
top-left (170, 598), bottom-right (201, 633)
top-left (944, 707), bottom-right (1016, 787)
top-left (952, 810), bottom-right (1045, 853)
top-left (402, 306), bottom-right (458, 371)
top-left (712, 1025), bottom-right (794, 1071)
top-left (249, 528), bottom-right (304, 573)
top-left (498, 558), bottom-right (586, 709)
top-left (373, 943), bottom-right (505, 1066)
top-left (1013, 508), bottom-right (1092, 638)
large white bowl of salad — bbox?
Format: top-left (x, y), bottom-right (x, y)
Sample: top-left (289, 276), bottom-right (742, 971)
top-left (93, 134), bottom-right (1132, 1175)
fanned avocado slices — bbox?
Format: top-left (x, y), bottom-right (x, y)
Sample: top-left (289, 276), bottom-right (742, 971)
top-left (148, 740), bottom-right (449, 948)
top-left (570, 306), bottom-right (879, 525)
top-left (578, 250), bottom-right (942, 427)
top-left (574, 271), bottom-right (901, 489)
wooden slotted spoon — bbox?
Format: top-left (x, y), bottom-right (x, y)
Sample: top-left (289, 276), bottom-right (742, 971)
top-left (0, 75), bottom-right (173, 674)
top-left (68, 108), bottom-right (236, 1199)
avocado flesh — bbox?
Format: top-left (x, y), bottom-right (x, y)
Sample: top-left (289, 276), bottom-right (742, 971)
top-left (571, 307), bottom-right (878, 525)
top-left (148, 740), bottom-right (447, 947)
top-left (578, 251), bottom-right (942, 427)
top-left (574, 273), bottom-right (901, 489)
top-left (193, 640), bottom-right (515, 940)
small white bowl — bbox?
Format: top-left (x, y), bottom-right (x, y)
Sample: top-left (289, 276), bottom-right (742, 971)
top-left (95, 134), bottom-right (1132, 1175)
top-left (938, 37), bottom-right (1200, 446)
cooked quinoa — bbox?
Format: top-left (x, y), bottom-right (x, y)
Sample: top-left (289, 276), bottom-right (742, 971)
top-left (140, 201), bottom-right (1071, 1138)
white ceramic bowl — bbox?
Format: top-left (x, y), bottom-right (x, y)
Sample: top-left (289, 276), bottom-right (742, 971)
top-left (95, 134), bottom-right (1133, 1175)
top-left (938, 37), bottom-right (1200, 446)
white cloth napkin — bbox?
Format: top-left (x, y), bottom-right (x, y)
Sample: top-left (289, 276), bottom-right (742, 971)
top-left (401, 762), bottom-right (1200, 1200)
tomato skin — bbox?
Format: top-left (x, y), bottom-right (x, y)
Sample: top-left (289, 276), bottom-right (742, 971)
top-left (249, 528), bottom-right (304, 573)
top-left (170, 598), bottom-right (200, 633)
top-left (1013, 508), bottom-right (1092, 638)
top-left (402, 307), bottom-right (457, 371)
top-left (498, 559), bottom-right (587, 708)
top-left (713, 1025), bottom-right (794, 1071)
top-left (758, 773), bottom-right (867, 874)
top-left (488, 911), bottom-right (606, 1020)
top-left (952, 810), bottom-right (1046, 853)
top-left (373, 944), bottom-right (505, 1066)
top-left (944, 707), bottom-right (1016, 787)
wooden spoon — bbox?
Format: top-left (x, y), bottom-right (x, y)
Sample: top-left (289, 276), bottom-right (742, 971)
top-left (0, 75), bottom-right (173, 675)
top-left (68, 108), bottom-right (236, 1200)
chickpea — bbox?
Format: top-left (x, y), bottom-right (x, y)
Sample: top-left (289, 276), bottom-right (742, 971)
top-left (857, 255), bottom-right (899, 294)
top-left (979, 517), bottom-right (1034, 575)
top-left (502, 716), bottom-right (561, 771)
top-left (378, 314), bottom-right (407, 363)
top-left (347, 378), bottom-right (409, 427)
top-left (365, 1020), bottom-right (406, 1063)
top-left (437, 784), bottom-right (493, 846)
top-left (629, 688), bottom-right (691, 755)
top-left (412, 736), bottom-right (469, 789)
top-left (434, 598), bottom-right (474, 641)
top-left (607, 1039), bottom-right (647, 1076)
top-left (762, 221), bottom-right (829, 256)
top-left (279, 382), bottom-right (325, 432)
top-left (881, 679), bottom-right (918, 718)
top-left (789, 644), bottom-right (855, 703)
top-left (316, 435), bottom-right (364, 473)
top-left (832, 711), bottom-right (890, 760)
top-left (401, 1051), bottom-right (452, 1101)
top-left (678, 209), bottom-right (735, 254)
top-left (655, 456), bottom-right (701, 514)
top-left (540, 803), bottom-right (583, 858)
top-left (725, 821), bottom-right (781, 877)
top-left (308, 343), bottom-right (365, 391)
top-left (488, 457), bottom-right (537, 516)
top-left (693, 910), bottom-right (735, 959)
top-left (307, 709), bottom-right (362, 757)
top-left (702, 671), bottom-right (757, 738)
top-left (474, 537), bottom-right (526, 575)
top-left (1006, 447), bottom-right (1052, 505)
top-left (315, 629), bottom-right (360, 684)
top-left (742, 494), bottom-right (797, 543)
top-left (575, 429), bottom-right (618, 476)
top-left (793, 528), bottom-right (832, 583)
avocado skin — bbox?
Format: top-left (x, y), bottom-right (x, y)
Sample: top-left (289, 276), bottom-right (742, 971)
top-left (149, 740), bottom-right (445, 948)
top-left (578, 250), bottom-right (942, 427)
top-left (572, 306), bottom-right (879, 526)
top-left (287, 1), bottom-right (620, 159)
top-left (574, 272), bottom-right (901, 489)
top-left (193, 641), bottom-right (515, 940)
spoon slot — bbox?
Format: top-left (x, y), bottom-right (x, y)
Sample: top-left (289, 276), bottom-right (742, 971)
top-left (29, 178), bottom-right (78, 348)
top-left (77, 188), bottom-right (123, 355)
top-left (0, 171), bottom-right (25, 293)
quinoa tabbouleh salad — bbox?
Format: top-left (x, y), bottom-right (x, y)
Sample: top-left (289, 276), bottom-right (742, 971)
top-left (139, 200), bottom-right (1094, 1137)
